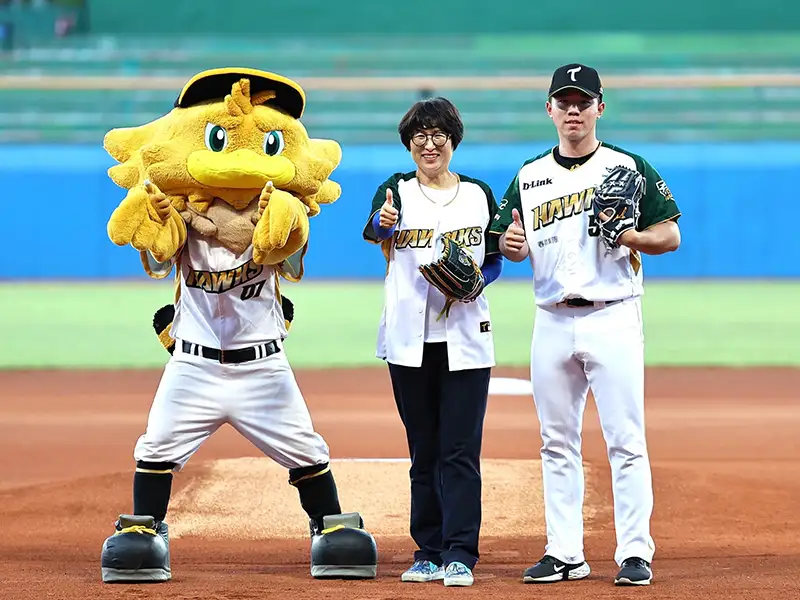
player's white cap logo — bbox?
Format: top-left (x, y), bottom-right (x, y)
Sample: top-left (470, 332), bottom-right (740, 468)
top-left (567, 66), bottom-right (582, 82)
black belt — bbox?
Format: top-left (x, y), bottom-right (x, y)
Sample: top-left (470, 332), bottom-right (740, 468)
top-left (181, 340), bottom-right (280, 364)
top-left (558, 298), bottom-right (622, 308)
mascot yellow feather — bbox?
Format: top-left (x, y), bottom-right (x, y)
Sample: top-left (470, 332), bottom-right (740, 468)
top-left (104, 68), bottom-right (342, 351)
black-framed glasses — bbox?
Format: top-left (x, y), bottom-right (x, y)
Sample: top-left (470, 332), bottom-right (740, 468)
top-left (411, 131), bottom-right (450, 147)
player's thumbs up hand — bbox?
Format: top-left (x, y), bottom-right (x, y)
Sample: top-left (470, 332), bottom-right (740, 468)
top-left (379, 188), bottom-right (399, 228)
top-left (502, 207), bottom-right (527, 253)
top-left (258, 180), bottom-right (274, 219)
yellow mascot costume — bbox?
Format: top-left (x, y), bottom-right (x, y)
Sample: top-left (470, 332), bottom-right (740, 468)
top-left (99, 68), bottom-right (377, 584)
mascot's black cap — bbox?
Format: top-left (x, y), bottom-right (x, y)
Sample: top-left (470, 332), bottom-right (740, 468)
top-left (174, 67), bottom-right (306, 119)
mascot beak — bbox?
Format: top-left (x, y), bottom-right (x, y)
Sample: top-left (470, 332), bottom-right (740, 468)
top-left (187, 149), bottom-right (296, 189)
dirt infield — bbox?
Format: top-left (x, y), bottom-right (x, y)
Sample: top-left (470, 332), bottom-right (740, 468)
top-left (1, 366), bottom-right (799, 599)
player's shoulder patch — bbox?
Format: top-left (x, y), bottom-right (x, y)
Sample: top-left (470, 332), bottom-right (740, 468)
top-left (655, 179), bottom-right (674, 201)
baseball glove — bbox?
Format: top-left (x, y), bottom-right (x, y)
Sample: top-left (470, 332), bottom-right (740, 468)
top-left (419, 236), bottom-right (484, 320)
top-left (592, 165), bottom-right (644, 250)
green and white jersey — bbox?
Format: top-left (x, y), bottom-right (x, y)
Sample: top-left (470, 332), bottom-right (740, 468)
top-left (363, 171), bottom-right (500, 371)
top-left (489, 142), bottom-right (680, 306)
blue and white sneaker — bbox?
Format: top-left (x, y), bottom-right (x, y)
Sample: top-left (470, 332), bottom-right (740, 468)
top-left (401, 559), bottom-right (445, 582)
top-left (444, 561), bottom-right (474, 587)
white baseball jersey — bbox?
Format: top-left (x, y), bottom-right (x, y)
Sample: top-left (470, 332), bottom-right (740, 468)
top-left (147, 231), bottom-right (287, 350)
top-left (489, 142), bottom-right (680, 306)
top-left (363, 172), bottom-right (500, 371)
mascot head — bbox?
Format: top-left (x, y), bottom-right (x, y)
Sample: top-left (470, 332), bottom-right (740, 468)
top-left (103, 68), bottom-right (341, 217)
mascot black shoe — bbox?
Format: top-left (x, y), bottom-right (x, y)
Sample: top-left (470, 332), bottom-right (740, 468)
top-left (101, 515), bottom-right (171, 583)
top-left (310, 512), bottom-right (377, 579)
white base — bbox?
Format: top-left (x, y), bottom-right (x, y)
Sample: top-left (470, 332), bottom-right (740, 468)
top-left (488, 377), bottom-right (532, 396)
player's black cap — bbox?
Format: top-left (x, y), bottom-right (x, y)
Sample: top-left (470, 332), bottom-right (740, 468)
top-left (548, 63), bottom-right (603, 99)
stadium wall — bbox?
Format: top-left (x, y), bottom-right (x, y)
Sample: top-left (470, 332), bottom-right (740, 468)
top-left (1, 142), bottom-right (798, 280)
top-left (85, 0), bottom-right (792, 34)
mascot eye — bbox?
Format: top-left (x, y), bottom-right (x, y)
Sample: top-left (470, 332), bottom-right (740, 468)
top-left (263, 131), bottom-right (285, 156)
top-left (204, 123), bottom-right (228, 152)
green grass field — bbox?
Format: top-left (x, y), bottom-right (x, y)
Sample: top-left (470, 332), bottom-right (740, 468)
top-left (1, 281), bottom-right (798, 369)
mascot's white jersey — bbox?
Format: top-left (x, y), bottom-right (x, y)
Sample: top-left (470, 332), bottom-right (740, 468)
top-left (151, 230), bottom-right (287, 350)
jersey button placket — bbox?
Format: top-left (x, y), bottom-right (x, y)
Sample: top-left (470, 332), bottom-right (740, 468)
top-left (563, 239), bottom-right (580, 286)
top-left (415, 264), bottom-right (427, 338)
top-left (420, 212), bottom-right (442, 332)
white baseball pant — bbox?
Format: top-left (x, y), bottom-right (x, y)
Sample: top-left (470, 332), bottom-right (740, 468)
top-left (530, 297), bottom-right (655, 567)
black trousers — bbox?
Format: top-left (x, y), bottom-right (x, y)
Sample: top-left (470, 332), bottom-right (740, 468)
top-left (388, 342), bottom-right (491, 570)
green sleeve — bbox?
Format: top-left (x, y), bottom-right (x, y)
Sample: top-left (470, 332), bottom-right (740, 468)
top-left (460, 174), bottom-right (502, 255)
top-left (488, 172), bottom-right (522, 238)
top-left (362, 173), bottom-right (404, 244)
top-left (483, 184), bottom-right (501, 255)
top-left (634, 157), bottom-right (681, 230)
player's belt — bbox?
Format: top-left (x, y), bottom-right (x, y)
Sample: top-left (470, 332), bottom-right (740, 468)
top-left (558, 298), bottom-right (622, 308)
top-left (181, 340), bottom-right (281, 364)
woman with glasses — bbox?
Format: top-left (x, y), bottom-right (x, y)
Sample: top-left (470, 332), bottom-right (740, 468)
top-left (362, 97), bottom-right (503, 587)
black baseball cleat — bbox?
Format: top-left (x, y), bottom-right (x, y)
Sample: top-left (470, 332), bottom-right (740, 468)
top-left (101, 515), bottom-right (171, 583)
top-left (523, 554), bottom-right (591, 583)
top-left (615, 557), bottom-right (653, 586)
top-left (309, 512), bottom-right (377, 579)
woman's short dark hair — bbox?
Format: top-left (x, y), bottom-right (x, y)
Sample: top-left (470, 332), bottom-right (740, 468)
top-left (398, 96), bottom-right (464, 151)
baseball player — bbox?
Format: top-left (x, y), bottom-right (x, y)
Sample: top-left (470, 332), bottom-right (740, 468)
top-left (362, 97), bottom-right (503, 587)
top-left (99, 69), bottom-right (370, 583)
top-left (489, 64), bottom-right (681, 587)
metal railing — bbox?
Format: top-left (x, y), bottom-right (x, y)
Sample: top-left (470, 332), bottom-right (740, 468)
top-left (2, 72), bottom-right (800, 91)
top-left (1, 71), bottom-right (798, 144)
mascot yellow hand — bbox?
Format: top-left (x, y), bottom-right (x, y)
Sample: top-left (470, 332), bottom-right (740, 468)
top-left (252, 180), bottom-right (309, 266)
top-left (107, 180), bottom-right (187, 263)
